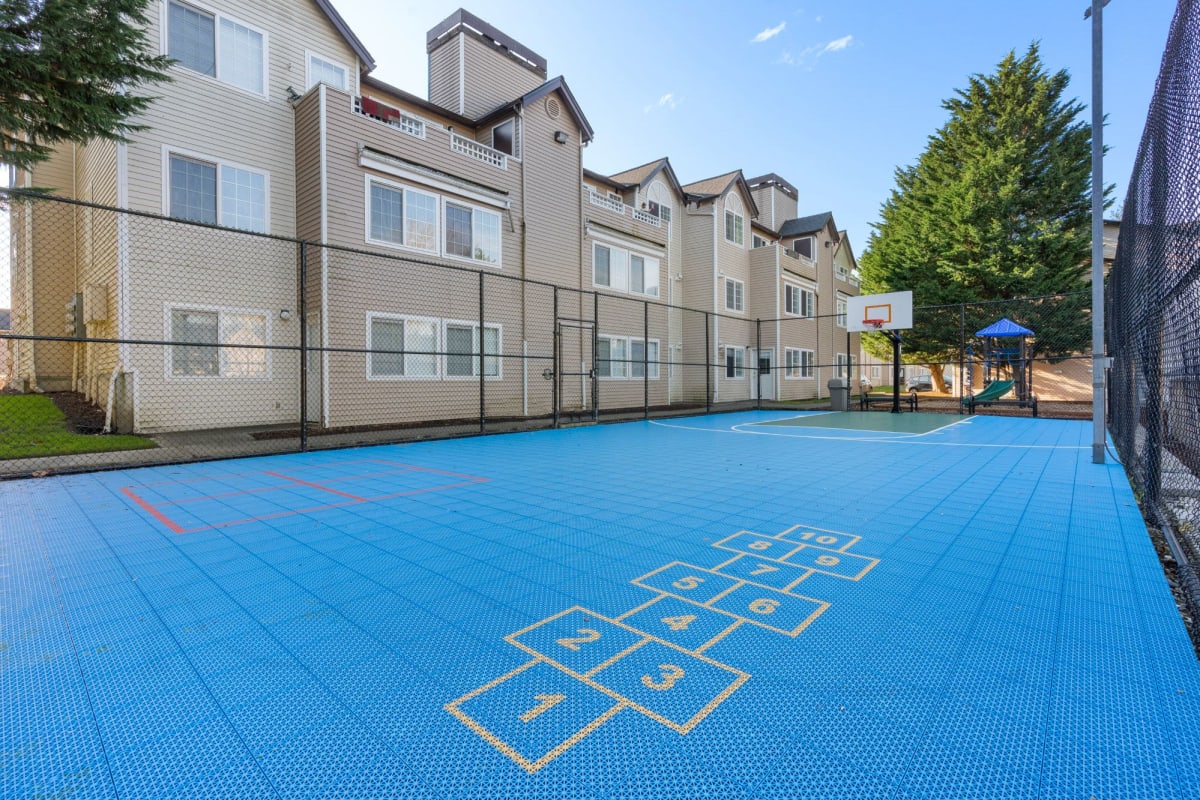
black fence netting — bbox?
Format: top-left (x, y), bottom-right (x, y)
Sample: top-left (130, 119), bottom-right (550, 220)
top-left (1108, 1), bottom-right (1200, 620)
top-left (1, 189), bottom-right (1092, 478)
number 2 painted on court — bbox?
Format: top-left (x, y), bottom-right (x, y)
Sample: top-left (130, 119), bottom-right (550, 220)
top-left (556, 628), bottom-right (600, 650)
top-left (641, 664), bottom-right (685, 691)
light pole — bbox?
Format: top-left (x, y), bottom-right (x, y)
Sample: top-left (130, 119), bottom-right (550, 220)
top-left (1087, 0), bottom-right (1110, 464)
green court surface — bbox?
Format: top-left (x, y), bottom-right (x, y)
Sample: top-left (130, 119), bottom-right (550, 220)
top-left (753, 411), bottom-right (966, 434)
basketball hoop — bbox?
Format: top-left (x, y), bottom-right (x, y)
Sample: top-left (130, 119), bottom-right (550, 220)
top-left (863, 319), bottom-right (886, 331)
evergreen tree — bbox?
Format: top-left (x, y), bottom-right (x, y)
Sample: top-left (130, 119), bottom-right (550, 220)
top-left (860, 44), bottom-right (1100, 389)
top-left (1, 0), bottom-right (170, 173)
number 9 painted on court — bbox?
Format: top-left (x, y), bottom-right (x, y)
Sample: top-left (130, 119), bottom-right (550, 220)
top-left (815, 555), bottom-right (840, 567)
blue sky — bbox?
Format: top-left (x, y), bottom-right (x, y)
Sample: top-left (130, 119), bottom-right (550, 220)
top-left (0, 2), bottom-right (1180, 309)
top-left (332, 0), bottom-right (1175, 253)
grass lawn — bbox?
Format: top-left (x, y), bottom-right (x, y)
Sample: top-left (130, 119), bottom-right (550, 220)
top-left (0, 395), bottom-right (156, 459)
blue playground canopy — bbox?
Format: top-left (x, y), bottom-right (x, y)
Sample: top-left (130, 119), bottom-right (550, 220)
top-left (975, 317), bottom-right (1034, 337)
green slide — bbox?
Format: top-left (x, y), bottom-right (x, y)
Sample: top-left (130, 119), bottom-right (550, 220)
top-left (963, 379), bottom-right (1014, 405)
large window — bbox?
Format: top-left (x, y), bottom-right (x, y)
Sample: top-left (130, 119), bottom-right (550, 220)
top-left (167, 2), bottom-right (265, 95)
top-left (725, 346), bottom-right (745, 379)
top-left (836, 296), bottom-right (849, 327)
top-left (492, 119), bottom-right (516, 156)
top-left (368, 181), bottom-right (437, 252)
top-left (368, 315), bottom-right (437, 379)
top-left (793, 237), bottom-right (815, 259)
top-left (598, 336), bottom-right (659, 380)
top-left (785, 348), bottom-right (814, 379)
top-left (168, 152), bottom-right (267, 233)
top-left (446, 323), bottom-right (501, 378)
top-left (784, 284), bottom-right (815, 317)
top-left (725, 278), bottom-right (745, 312)
top-left (445, 203), bottom-right (501, 265)
top-left (593, 243), bottom-right (659, 297)
top-left (307, 52), bottom-right (348, 91)
top-left (836, 353), bottom-right (855, 378)
top-left (724, 194), bottom-right (745, 246)
top-left (169, 306), bottom-right (267, 378)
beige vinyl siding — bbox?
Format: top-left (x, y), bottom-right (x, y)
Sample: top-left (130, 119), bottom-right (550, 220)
top-left (427, 33), bottom-right (462, 113)
top-left (75, 141), bottom-right (121, 405)
top-left (293, 90), bottom-right (324, 244)
top-left (679, 203), bottom-right (714, 403)
top-left (126, 0), bottom-right (361, 236)
top-left (521, 94), bottom-right (583, 287)
top-left (750, 185), bottom-right (775, 231)
top-left (123, 224), bottom-right (299, 432)
top-left (459, 35), bottom-right (543, 119)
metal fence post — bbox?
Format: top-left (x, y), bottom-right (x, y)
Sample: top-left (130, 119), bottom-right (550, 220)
top-left (757, 319), bottom-right (763, 411)
top-left (592, 292), bottom-right (600, 422)
top-left (479, 270), bottom-right (486, 435)
top-left (552, 286), bottom-right (559, 429)
top-left (705, 311), bottom-right (712, 414)
top-left (644, 300), bottom-right (650, 419)
top-left (299, 242), bottom-right (308, 451)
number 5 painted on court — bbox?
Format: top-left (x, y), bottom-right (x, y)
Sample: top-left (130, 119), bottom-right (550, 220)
top-left (672, 575), bottom-right (705, 590)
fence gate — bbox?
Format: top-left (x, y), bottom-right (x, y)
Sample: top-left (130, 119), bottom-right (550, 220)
top-left (554, 317), bottom-right (597, 426)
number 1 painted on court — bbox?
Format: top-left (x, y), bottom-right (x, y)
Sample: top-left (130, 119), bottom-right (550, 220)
top-left (519, 693), bottom-right (566, 723)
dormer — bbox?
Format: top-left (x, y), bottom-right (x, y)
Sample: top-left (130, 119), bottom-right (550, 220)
top-left (746, 173), bottom-right (799, 232)
top-left (426, 9), bottom-right (548, 118)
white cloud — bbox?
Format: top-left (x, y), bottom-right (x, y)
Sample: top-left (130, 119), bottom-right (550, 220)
top-left (644, 93), bottom-right (681, 114)
top-left (824, 35), bottom-right (853, 52)
top-left (752, 22), bottom-right (786, 43)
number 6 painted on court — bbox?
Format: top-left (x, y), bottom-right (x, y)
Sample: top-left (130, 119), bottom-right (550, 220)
top-left (749, 598), bottom-right (779, 614)
top-left (641, 664), bottom-right (685, 690)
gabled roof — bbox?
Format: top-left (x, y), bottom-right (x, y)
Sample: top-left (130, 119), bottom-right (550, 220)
top-left (608, 158), bottom-right (685, 198)
top-left (476, 76), bottom-right (594, 143)
top-left (582, 168), bottom-right (628, 192)
top-left (682, 170), bottom-right (760, 217)
top-left (779, 212), bottom-right (835, 238)
top-left (316, 0), bottom-right (375, 71)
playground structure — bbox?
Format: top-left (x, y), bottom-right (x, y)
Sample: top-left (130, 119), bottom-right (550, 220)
top-left (965, 318), bottom-right (1038, 416)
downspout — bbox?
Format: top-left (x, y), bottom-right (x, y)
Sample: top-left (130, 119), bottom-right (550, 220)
top-left (712, 200), bottom-right (719, 404)
top-left (319, 84), bottom-right (331, 427)
top-left (517, 102), bottom-right (528, 416)
top-left (71, 144), bottom-right (80, 393)
top-left (775, 248), bottom-right (781, 401)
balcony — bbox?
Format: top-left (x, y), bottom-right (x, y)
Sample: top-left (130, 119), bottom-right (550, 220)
top-left (585, 188), bottom-right (662, 228)
top-left (353, 96), bottom-right (425, 138)
top-left (450, 133), bottom-right (507, 170)
top-left (836, 268), bottom-right (860, 287)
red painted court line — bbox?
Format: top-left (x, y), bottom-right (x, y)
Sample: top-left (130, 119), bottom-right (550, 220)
top-left (262, 471), bottom-right (367, 501)
top-left (120, 487), bottom-right (186, 534)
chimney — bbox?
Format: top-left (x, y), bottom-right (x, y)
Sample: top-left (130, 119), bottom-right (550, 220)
top-left (426, 9), bottom-right (548, 118)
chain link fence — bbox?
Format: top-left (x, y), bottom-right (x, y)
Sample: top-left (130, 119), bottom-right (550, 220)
top-left (1, 190), bottom-right (1098, 478)
top-left (1108, 1), bottom-right (1200, 623)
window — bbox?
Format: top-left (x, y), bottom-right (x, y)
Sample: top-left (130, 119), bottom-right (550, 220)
top-left (784, 284), bottom-right (814, 317)
top-left (753, 234), bottom-right (769, 248)
top-left (446, 323), bottom-right (501, 378)
top-left (492, 119), bottom-right (516, 156)
top-left (793, 237), bottom-right (815, 259)
top-left (169, 307), bottom-right (267, 378)
top-left (167, 2), bottom-right (265, 95)
top-left (593, 243), bottom-right (658, 296)
top-left (725, 346), bottom-right (745, 379)
top-left (872, 365), bottom-right (881, 380)
top-left (836, 353), bottom-right (855, 378)
top-left (445, 203), bottom-right (501, 265)
top-left (785, 348), bottom-right (815, 379)
top-left (168, 152), bottom-right (267, 233)
top-left (724, 194), bottom-right (744, 246)
top-left (599, 336), bottom-right (659, 379)
top-left (307, 53), bottom-right (348, 91)
top-left (368, 180), bottom-right (438, 252)
top-left (725, 278), bottom-right (744, 312)
top-left (836, 297), bottom-right (848, 327)
top-left (369, 315), bottom-right (437, 378)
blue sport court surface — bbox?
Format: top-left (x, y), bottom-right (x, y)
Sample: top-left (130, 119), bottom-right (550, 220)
top-left (3, 410), bottom-right (1199, 799)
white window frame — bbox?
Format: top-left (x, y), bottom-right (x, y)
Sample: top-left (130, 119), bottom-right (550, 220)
top-left (364, 175), bottom-right (439, 255)
top-left (306, 50), bottom-right (349, 92)
top-left (872, 365), bottom-right (881, 380)
top-left (444, 200), bottom-right (503, 267)
top-left (784, 348), bottom-right (815, 379)
top-left (784, 283), bottom-right (814, 317)
top-left (724, 193), bottom-right (745, 246)
top-left (598, 335), bottom-right (660, 380)
top-left (366, 312), bottom-right (441, 381)
top-left (162, 145), bottom-right (270, 233)
top-left (592, 240), bottom-right (660, 298)
top-left (163, 0), bottom-right (269, 99)
top-left (442, 320), bottom-right (503, 380)
top-left (725, 346), bottom-right (746, 379)
top-left (164, 303), bottom-right (271, 381)
top-left (793, 236), bottom-right (816, 260)
top-left (725, 278), bottom-right (745, 312)
top-left (836, 353), bottom-right (852, 378)
top-left (836, 296), bottom-right (849, 328)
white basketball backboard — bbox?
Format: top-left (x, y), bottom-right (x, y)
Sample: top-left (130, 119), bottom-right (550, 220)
top-left (846, 291), bottom-right (913, 333)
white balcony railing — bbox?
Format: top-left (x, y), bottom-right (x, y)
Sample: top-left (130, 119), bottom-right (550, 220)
top-left (353, 96), bottom-right (424, 138)
top-left (586, 189), bottom-right (664, 227)
top-left (450, 133), bottom-right (507, 170)
top-left (632, 208), bottom-right (662, 227)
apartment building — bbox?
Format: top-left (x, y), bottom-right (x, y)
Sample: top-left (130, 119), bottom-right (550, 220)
top-left (7, 2), bottom-right (858, 433)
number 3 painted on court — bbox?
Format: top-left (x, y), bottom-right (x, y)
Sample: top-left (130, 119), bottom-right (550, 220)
top-left (641, 664), bottom-right (685, 691)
